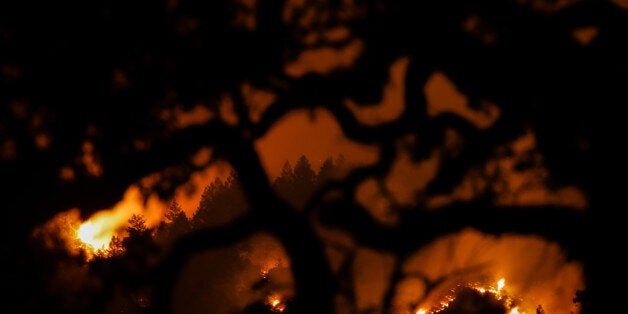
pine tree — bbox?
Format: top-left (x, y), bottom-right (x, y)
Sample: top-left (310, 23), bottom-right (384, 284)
top-left (192, 172), bottom-right (248, 229)
top-left (293, 155), bottom-right (315, 185)
top-left (164, 200), bottom-right (186, 223)
top-left (193, 177), bottom-right (225, 228)
top-left (272, 161), bottom-right (295, 197)
top-left (273, 156), bottom-right (317, 210)
top-left (317, 156), bottom-right (335, 184)
top-left (156, 200), bottom-right (190, 245)
top-left (127, 214), bottom-right (148, 236)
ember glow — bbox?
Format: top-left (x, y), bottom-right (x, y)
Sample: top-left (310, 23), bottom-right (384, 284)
top-left (415, 278), bottom-right (526, 314)
top-left (33, 185), bottom-right (168, 260)
top-left (73, 211), bottom-right (126, 259)
top-left (76, 221), bottom-right (111, 251)
top-left (498, 278), bottom-right (505, 291)
top-left (260, 268), bottom-right (274, 281)
top-left (267, 294), bottom-right (286, 313)
top-left (399, 229), bottom-right (584, 314)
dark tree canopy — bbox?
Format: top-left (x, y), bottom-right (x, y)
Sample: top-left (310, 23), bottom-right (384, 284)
top-left (1, 0), bottom-right (610, 313)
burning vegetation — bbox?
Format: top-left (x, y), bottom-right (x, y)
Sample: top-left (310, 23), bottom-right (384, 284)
top-left (10, 0), bottom-right (599, 312)
top-left (267, 293), bottom-right (288, 313)
top-left (414, 278), bottom-right (522, 314)
top-left (30, 155), bottom-right (585, 314)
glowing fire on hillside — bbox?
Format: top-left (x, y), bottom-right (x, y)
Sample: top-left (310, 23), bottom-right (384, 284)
top-left (256, 257), bottom-right (291, 313)
top-left (71, 186), bottom-right (165, 259)
top-left (76, 219), bottom-right (115, 251)
top-left (33, 209), bottom-right (584, 313)
top-left (32, 186), bottom-right (167, 260)
top-left (267, 294), bottom-right (286, 313)
top-left (31, 180), bottom-right (583, 314)
top-left (414, 278), bottom-right (527, 314)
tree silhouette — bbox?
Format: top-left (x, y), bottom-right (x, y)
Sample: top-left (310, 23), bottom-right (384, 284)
top-left (317, 156), bottom-right (335, 184)
top-left (1, 0), bottom-right (608, 313)
top-left (192, 171), bottom-right (248, 229)
top-left (273, 161), bottom-right (296, 204)
top-left (274, 155), bottom-right (317, 210)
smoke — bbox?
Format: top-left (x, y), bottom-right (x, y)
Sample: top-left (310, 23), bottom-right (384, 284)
top-left (255, 107), bottom-right (380, 180)
top-left (353, 247), bottom-right (396, 312)
top-left (32, 208), bottom-right (84, 255)
top-left (32, 184), bottom-right (166, 258)
top-left (384, 135), bottom-right (440, 207)
top-left (396, 228), bottom-right (585, 314)
top-left (345, 57), bottom-right (408, 126)
top-left (172, 246), bottom-right (256, 314)
top-left (284, 39), bottom-right (364, 78)
top-left (424, 71), bottom-right (501, 130)
top-left (239, 233), bottom-right (291, 275)
top-left (37, 160), bottom-right (239, 254)
top-left (172, 160), bottom-right (235, 218)
top-left (172, 232), bottom-right (293, 314)
top-left (427, 130), bottom-right (588, 210)
top-left (30, 209), bottom-right (107, 313)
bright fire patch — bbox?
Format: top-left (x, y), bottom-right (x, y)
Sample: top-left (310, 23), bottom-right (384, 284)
top-left (267, 294), bottom-right (286, 313)
top-left (415, 278), bottom-right (526, 314)
top-left (77, 221), bottom-right (110, 250)
top-left (74, 215), bottom-right (122, 260)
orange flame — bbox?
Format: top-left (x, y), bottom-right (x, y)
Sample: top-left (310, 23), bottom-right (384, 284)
top-left (261, 269), bottom-right (270, 279)
top-left (267, 294), bottom-right (286, 313)
top-left (414, 277), bottom-right (528, 314)
top-left (77, 221), bottom-right (112, 251)
top-left (74, 211), bottom-right (126, 259)
top-left (498, 278), bottom-right (505, 292)
top-left (72, 186), bottom-right (166, 259)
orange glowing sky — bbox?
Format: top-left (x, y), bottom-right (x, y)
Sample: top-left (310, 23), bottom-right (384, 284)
top-left (37, 56), bottom-right (587, 268)
top-left (255, 107), bottom-right (380, 180)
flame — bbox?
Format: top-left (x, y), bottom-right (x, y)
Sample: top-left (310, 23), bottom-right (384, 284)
top-left (498, 278), bottom-right (505, 292)
top-left (72, 186), bottom-right (166, 259)
top-left (74, 210), bottom-right (127, 259)
top-left (267, 294), bottom-right (286, 313)
top-left (261, 269), bottom-right (270, 279)
top-left (414, 277), bottom-right (527, 314)
top-left (402, 229), bottom-right (585, 314)
top-left (34, 183), bottom-right (171, 261)
top-left (261, 262), bottom-right (277, 276)
top-left (77, 221), bottom-right (111, 250)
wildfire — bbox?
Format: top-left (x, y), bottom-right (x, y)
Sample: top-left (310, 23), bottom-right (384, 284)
top-left (261, 269), bottom-right (270, 279)
top-left (32, 205), bottom-right (129, 260)
top-left (74, 215), bottom-right (122, 260)
top-left (267, 294), bottom-right (286, 313)
top-left (414, 278), bottom-right (527, 314)
top-left (77, 221), bottom-right (111, 250)
top-left (69, 186), bottom-right (165, 259)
